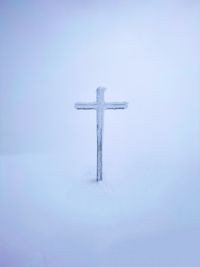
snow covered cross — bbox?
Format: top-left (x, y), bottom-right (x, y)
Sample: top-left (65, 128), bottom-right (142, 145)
top-left (75, 87), bottom-right (128, 182)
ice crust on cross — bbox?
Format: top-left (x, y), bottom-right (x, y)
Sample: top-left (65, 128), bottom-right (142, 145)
top-left (75, 87), bottom-right (128, 182)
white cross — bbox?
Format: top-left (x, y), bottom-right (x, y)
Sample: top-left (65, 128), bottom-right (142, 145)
top-left (75, 87), bottom-right (128, 182)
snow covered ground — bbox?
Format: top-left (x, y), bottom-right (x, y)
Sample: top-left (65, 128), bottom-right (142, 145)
top-left (0, 153), bottom-right (199, 267)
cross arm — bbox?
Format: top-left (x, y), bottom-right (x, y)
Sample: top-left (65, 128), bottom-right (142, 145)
top-left (75, 102), bottom-right (97, 110)
top-left (105, 102), bottom-right (128, 110)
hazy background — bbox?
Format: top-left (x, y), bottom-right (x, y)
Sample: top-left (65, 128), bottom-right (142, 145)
top-left (0, 1), bottom-right (200, 266)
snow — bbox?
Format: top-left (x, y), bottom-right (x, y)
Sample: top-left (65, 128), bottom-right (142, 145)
top-left (0, 153), bottom-right (199, 267)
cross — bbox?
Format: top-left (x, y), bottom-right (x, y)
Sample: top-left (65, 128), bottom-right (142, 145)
top-left (75, 87), bottom-right (128, 182)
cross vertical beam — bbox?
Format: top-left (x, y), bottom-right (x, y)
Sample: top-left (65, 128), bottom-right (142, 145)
top-left (96, 87), bottom-right (105, 181)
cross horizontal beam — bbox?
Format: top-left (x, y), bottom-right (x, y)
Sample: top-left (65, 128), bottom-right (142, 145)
top-left (75, 102), bottom-right (128, 110)
top-left (105, 102), bottom-right (128, 110)
top-left (75, 102), bottom-right (97, 110)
